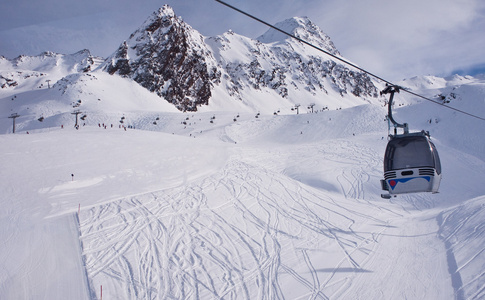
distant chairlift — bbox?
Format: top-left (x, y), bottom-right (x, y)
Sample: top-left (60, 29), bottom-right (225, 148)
top-left (380, 85), bottom-right (442, 199)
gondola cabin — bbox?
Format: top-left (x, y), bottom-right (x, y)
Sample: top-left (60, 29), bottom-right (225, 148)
top-left (381, 131), bottom-right (441, 196)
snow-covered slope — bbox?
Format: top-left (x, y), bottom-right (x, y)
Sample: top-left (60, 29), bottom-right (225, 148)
top-left (0, 70), bottom-right (181, 134)
top-left (1, 72), bottom-right (485, 299)
top-left (0, 50), bottom-right (103, 90)
top-left (396, 75), bottom-right (485, 160)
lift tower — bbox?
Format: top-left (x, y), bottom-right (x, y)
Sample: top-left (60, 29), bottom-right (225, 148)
top-left (8, 113), bottom-right (20, 133)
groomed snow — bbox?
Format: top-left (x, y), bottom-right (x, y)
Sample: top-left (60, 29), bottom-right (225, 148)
top-left (1, 84), bottom-right (485, 299)
top-left (1, 42), bottom-right (485, 299)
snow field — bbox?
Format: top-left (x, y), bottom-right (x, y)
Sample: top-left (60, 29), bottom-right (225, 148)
top-left (0, 127), bottom-right (229, 299)
top-left (77, 142), bottom-right (394, 299)
top-left (1, 76), bottom-right (485, 299)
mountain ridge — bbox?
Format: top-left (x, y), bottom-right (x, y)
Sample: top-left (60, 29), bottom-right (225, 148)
top-left (100, 5), bottom-right (379, 111)
top-left (257, 16), bottom-right (340, 55)
top-left (2, 5), bottom-right (378, 113)
top-left (1, 4), bottom-right (480, 120)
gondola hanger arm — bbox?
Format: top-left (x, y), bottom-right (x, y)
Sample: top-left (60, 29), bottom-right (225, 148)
top-left (381, 85), bottom-right (409, 135)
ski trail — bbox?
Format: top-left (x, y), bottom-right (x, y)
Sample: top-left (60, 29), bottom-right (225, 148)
top-left (79, 156), bottom-right (395, 299)
top-left (74, 213), bottom-right (97, 299)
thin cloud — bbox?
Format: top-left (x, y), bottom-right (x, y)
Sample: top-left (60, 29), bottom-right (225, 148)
top-left (302, 0), bottom-right (485, 79)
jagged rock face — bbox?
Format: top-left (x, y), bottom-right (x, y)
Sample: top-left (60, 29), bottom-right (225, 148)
top-left (103, 5), bottom-right (219, 112)
top-left (208, 28), bottom-right (378, 101)
top-left (255, 18), bottom-right (377, 98)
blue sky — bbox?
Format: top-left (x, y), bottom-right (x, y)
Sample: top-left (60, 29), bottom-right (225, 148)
top-left (1, 0), bottom-right (484, 81)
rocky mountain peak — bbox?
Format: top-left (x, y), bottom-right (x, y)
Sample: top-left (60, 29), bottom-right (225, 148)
top-left (102, 5), bottom-right (219, 112)
top-left (136, 5), bottom-right (177, 36)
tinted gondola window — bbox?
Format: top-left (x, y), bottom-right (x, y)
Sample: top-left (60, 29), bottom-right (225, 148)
top-left (385, 136), bottom-right (434, 171)
top-left (430, 141), bottom-right (441, 174)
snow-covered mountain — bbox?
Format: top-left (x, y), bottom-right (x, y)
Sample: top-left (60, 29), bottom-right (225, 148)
top-left (257, 16), bottom-right (340, 54)
top-left (0, 4), bottom-right (382, 129)
top-left (102, 5), bottom-right (378, 111)
top-left (0, 50), bottom-right (103, 90)
top-left (399, 74), bottom-right (476, 90)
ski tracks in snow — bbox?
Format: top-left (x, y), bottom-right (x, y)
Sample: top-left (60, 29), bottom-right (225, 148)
top-left (438, 196), bottom-right (485, 300)
top-left (78, 152), bottom-right (393, 299)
